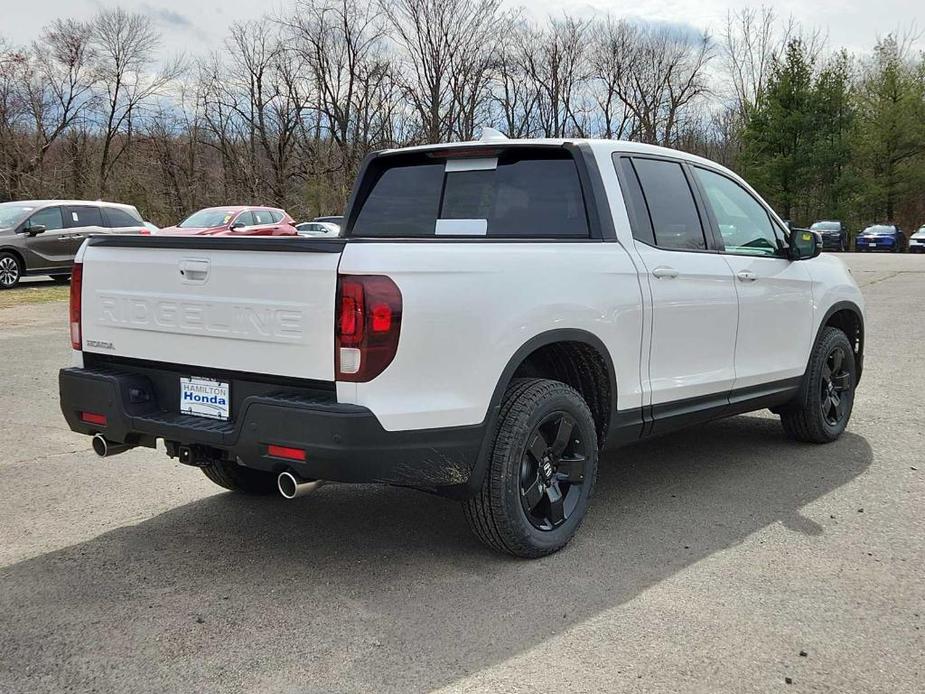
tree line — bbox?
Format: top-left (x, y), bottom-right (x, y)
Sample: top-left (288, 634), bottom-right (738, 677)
top-left (1, 1), bottom-right (923, 234)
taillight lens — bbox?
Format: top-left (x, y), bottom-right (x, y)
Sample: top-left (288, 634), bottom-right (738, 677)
top-left (335, 275), bottom-right (402, 382)
top-left (70, 262), bottom-right (83, 350)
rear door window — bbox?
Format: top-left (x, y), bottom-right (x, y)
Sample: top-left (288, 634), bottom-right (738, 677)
top-left (102, 206), bottom-right (142, 228)
top-left (252, 209), bottom-right (275, 225)
top-left (630, 158), bottom-right (706, 251)
top-left (64, 206), bottom-right (103, 229)
top-left (352, 150), bottom-right (589, 238)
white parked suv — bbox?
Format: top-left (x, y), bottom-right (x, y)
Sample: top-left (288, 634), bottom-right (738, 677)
top-left (59, 135), bottom-right (865, 557)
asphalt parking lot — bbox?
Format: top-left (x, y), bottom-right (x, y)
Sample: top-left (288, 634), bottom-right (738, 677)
top-left (0, 254), bottom-right (922, 693)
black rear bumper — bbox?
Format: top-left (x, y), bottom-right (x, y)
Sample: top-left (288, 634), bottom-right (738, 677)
top-left (59, 364), bottom-right (484, 491)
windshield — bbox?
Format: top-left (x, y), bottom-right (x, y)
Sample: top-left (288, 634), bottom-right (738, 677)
top-left (0, 204), bottom-right (35, 229)
top-left (862, 225), bottom-right (894, 235)
top-left (811, 222), bottom-right (840, 231)
top-left (178, 208), bottom-right (238, 228)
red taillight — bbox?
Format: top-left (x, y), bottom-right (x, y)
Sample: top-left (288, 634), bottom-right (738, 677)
top-left (80, 411), bottom-right (107, 426)
top-left (267, 444), bottom-right (306, 461)
top-left (339, 281), bottom-right (364, 346)
top-left (335, 275), bottom-right (402, 382)
top-left (70, 262), bottom-right (83, 350)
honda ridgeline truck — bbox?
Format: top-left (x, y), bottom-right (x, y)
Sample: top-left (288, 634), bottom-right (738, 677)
top-left (59, 134), bottom-right (865, 558)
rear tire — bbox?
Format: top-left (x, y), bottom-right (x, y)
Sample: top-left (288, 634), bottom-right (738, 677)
top-left (201, 460), bottom-right (278, 494)
top-left (464, 378), bottom-right (599, 558)
top-left (780, 327), bottom-right (856, 443)
top-left (51, 274), bottom-right (71, 284)
top-left (0, 252), bottom-right (22, 289)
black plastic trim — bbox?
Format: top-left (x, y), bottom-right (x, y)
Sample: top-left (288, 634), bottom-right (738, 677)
top-left (814, 301), bottom-right (865, 384)
top-left (459, 329), bottom-right (622, 496)
top-left (85, 234), bottom-right (346, 253)
top-left (59, 367), bottom-right (484, 490)
top-left (569, 141), bottom-right (614, 241)
top-left (646, 377), bottom-right (803, 437)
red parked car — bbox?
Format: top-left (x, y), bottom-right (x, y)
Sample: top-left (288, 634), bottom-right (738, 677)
top-left (156, 206), bottom-right (298, 236)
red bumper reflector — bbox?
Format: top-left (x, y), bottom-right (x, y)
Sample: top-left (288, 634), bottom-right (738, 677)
top-left (80, 412), bottom-right (107, 426)
top-left (267, 445), bottom-right (306, 461)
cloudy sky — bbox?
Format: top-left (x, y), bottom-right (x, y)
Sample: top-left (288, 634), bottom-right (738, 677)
top-left (4, 0), bottom-right (921, 58)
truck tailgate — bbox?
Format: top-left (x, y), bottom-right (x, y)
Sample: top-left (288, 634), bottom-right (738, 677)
top-left (79, 239), bottom-right (341, 381)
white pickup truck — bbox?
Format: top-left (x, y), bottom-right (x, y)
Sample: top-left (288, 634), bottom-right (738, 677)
top-left (59, 136), bottom-right (865, 557)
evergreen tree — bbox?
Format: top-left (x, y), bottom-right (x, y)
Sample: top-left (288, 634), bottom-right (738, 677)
top-left (811, 51), bottom-right (855, 225)
top-left (739, 39), bottom-right (816, 220)
top-left (852, 35), bottom-right (925, 223)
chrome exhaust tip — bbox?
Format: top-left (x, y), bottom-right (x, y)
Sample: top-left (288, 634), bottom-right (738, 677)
top-left (277, 471), bottom-right (324, 499)
top-left (92, 433), bottom-right (133, 458)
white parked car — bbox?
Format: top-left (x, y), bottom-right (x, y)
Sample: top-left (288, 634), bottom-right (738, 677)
top-left (910, 226), bottom-right (925, 253)
top-left (59, 135), bottom-right (865, 557)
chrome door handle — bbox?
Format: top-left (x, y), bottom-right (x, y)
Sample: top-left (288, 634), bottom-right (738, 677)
top-left (652, 266), bottom-right (679, 279)
top-left (736, 270), bottom-right (757, 282)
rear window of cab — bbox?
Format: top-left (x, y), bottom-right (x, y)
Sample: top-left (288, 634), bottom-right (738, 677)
top-left (350, 149), bottom-right (590, 239)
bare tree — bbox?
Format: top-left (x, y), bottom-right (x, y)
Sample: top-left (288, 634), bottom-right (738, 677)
top-left (382, 0), bottom-right (504, 143)
top-left (488, 24), bottom-right (539, 138)
top-left (589, 17), bottom-right (637, 139)
top-left (592, 19), bottom-right (713, 146)
top-left (722, 7), bottom-right (793, 120)
top-left (518, 16), bottom-right (590, 138)
top-left (91, 7), bottom-right (182, 197)
top-left (0, 21), bottom-right (96, 198)
top-left (284, 0), bottom-right (395, 181)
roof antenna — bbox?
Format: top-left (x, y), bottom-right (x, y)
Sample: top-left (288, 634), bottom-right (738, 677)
top-left (479, 127), bottom-right (509, 142)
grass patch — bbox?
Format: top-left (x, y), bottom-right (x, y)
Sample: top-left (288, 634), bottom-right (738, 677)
top-left (0, 284), bottom-right (69, 310)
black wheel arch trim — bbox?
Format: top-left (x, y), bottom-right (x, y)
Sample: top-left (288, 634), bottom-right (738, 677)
top-left (814, 300), bottom-right (864, 385)
top-left (456, 328), bottom-right (620, 498)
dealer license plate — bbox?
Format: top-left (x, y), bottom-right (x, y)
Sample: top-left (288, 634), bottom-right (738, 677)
top-left (180, 377), bottom-right (230, 420)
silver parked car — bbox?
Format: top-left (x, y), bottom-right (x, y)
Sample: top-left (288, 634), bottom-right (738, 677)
top-left (0, 200), bottom-right (146, 289)
top-left (294, 220), bottom-right (341, 237)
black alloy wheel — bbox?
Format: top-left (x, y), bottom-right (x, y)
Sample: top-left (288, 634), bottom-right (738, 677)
top-left (519, 411), bottom-right (588, 531)
top-left (464, 378), bottom-right (599, 558)
top-left (820, 346), bottom-right (851, 428)
top-left (780, 326), bottom-right (855, 443)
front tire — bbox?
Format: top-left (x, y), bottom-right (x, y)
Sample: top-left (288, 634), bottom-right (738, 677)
top-left (201, 460), bottom-right (278, 494)
top-left (0, 252), bottom-right (22, 289)
top-left (464, 378), bottom-right (599, 558)
top-left (780, 327), bottom-right (856, 443)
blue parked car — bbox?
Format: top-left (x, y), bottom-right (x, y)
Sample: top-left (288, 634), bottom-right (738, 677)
top-left (855, 224), bottom-right (906, 252)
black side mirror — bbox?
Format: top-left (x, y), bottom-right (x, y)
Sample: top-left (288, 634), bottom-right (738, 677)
top-left (789, 228), bottom-right (822, 260)
top-left (229, 221), bottom-right (246, 231)
top-left (25, 224), bottom-right (47, 236)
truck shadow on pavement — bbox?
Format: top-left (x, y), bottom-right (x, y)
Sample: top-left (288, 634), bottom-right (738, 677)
top-left (0, 415), bottom-right (872, 693)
